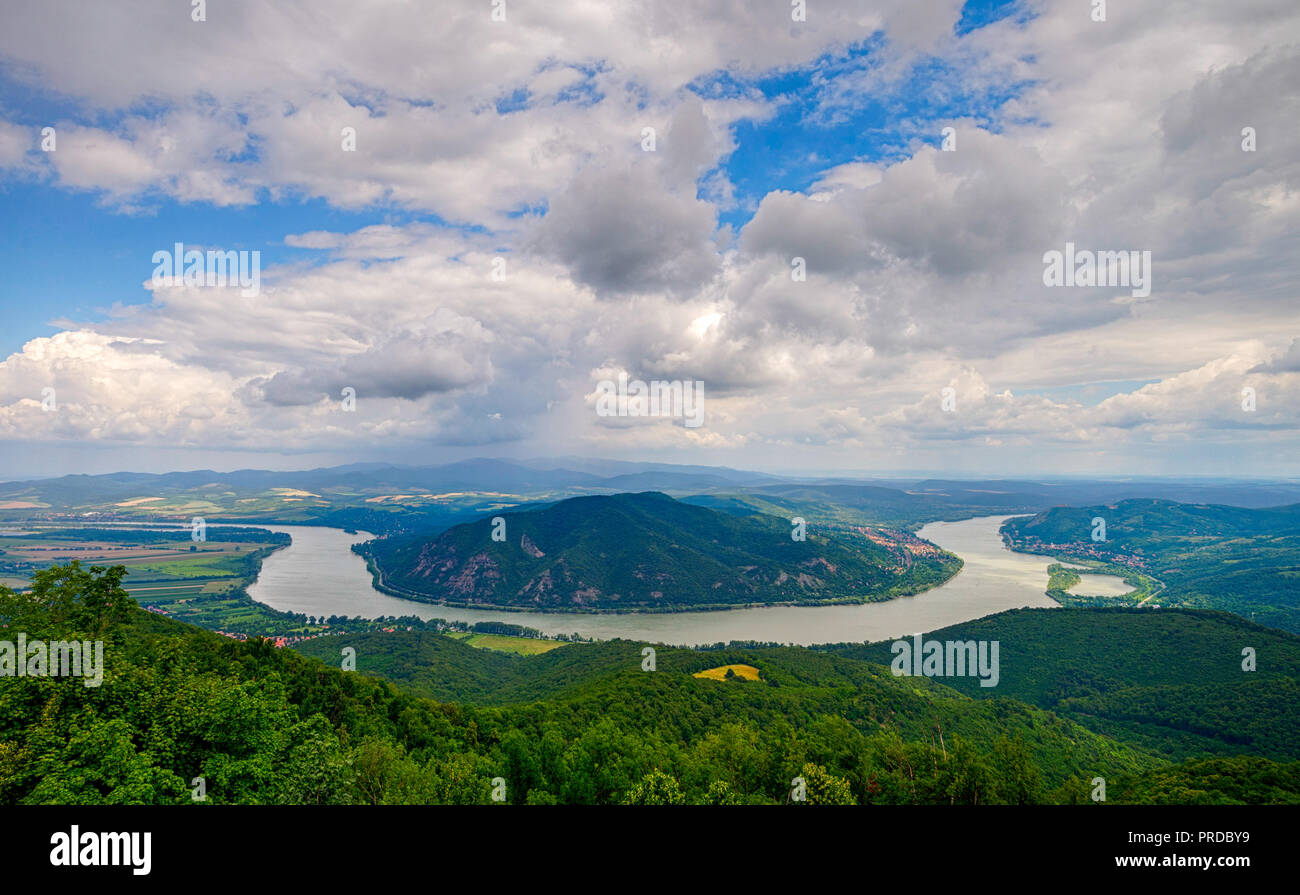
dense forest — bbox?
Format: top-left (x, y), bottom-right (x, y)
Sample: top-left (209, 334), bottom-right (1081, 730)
top-left (2, 562), bottom-right (1296, 805)
top-left (829, 607), bottom-right (1300, 762)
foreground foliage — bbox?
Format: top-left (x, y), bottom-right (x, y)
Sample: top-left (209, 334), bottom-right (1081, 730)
top-left (1, 564), bottom-right (1295, 805)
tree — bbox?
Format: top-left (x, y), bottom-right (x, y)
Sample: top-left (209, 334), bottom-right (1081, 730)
top-left (273, 715), bottom-right (354, 805)
top-left (623, 770), bottom-right (686, 805)
top-left (1, 562), bottom-right (134, 638)
top-left (703, 780), bottom-right (742, 805)
top-left (793, 763), bottom-right (855, 805)
top-left (989, 734), bottom-right (1042, 805)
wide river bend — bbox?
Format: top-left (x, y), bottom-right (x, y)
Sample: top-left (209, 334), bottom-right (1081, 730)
top-left (241, 514), bottom-right (1122, 646)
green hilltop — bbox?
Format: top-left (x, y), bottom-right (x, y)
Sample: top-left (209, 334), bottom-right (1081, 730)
top-left (363, 491), bottom-right (960, 611)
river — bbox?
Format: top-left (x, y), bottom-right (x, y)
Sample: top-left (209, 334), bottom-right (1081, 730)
top-left (242, 514), bottom-right (1116, 646)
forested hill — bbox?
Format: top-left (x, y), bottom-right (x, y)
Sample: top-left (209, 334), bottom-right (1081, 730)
top-left (1001, 500), bottom-right (1300, 632)
top-left (829, 607), bottom-right (1300, 762)
top-left (362, 491), bottom-right (959, 611)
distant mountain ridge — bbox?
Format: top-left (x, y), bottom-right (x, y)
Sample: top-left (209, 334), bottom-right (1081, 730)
top-left (6, 458), bottom-right (1299, 505)
top-left (4, 458), bottom-right (1299, 540)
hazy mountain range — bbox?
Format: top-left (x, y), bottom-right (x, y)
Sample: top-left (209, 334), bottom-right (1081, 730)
top-left (4, 458), bottom-right (1298, 524)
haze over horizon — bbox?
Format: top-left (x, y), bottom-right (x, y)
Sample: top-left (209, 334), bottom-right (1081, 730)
top-left (2, 453), bottom-right (1298, 487)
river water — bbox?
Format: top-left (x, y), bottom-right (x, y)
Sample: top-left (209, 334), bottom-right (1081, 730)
top-left (1065, 574), bottom-right (1135, 597)
top-left (242, 515), bottom-right (1105, 646)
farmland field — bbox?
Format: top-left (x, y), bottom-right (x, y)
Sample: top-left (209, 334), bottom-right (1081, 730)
top-left (0, 525), bottom-right (299, 633)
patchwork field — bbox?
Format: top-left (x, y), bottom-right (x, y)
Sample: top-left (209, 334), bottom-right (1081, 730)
top-left (0, 535), bottom-right (266, 584)
top-left (0, 525), bottom-right (301, 633)
top-left (0, 467), bottom-right (558, 537)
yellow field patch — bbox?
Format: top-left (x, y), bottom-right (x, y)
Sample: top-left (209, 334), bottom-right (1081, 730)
top-left (429, 491), bottom-right (523, 500)
top-left (693, 663), bottom-right (761, 681)
top-left (115, 497), bottom-right (166, 507)
top-left (272, 488), bottom-right (320, 497)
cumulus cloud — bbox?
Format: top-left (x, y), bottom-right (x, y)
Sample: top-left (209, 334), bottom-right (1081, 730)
top-left (248, 314), bottom-right (495, 406)
top-left (1249, 338), bottom-right (1300, 374)
top-left (529, 161), bottom-right (721, 297)
top-left (747, 130), bottom-right (1068, 279)
top-left (0, 1), bottom-right (957, 223)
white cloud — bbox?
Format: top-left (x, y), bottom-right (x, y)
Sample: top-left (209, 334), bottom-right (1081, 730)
top-left (0, 121), bottom-right (33, 169)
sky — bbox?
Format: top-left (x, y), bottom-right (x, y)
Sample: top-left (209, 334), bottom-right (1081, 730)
top-left (0, 0), bottom-right (1296, 479)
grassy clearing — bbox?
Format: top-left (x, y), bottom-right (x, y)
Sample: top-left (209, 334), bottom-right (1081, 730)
top-left (461, 633), bottom-right (569, 655)
top-left (693, 663), bottom-right (762, 681)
